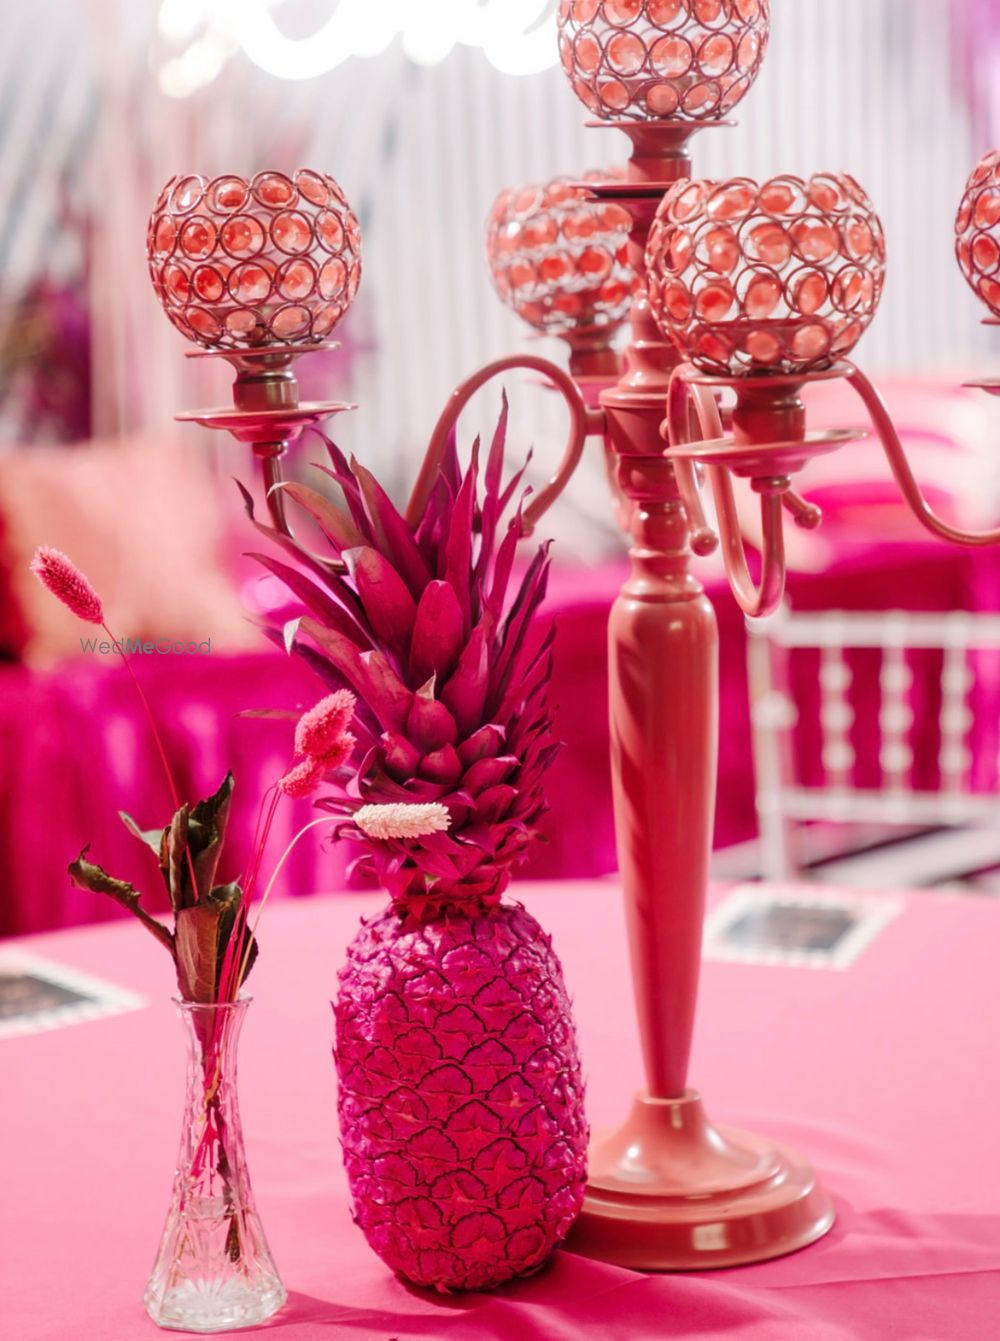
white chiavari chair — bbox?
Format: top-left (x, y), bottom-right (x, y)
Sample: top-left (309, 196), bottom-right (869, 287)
top-left (746, 607), bottom-right (1000, 887)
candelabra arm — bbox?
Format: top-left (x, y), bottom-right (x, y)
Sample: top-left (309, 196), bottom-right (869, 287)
top-left (405, 355), bottom-right (604, 535)
top-left (783, 489), bottom-right (823, 530)
top-left (666, 367), bottom-right (788, 617)
top-left (709, 466), bottom-right (787, 618)
top-left (674, 458), bottom-right (719, 555)
top-left (846, 362), bottom-right (1000, 547)
top-left (664, 369), bottom-right (718, 556)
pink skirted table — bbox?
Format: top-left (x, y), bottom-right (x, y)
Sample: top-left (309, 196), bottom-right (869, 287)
top-left (3, 878), bottom-right (998, 1340)
top-left (3, 534), bottom-right (999, 939)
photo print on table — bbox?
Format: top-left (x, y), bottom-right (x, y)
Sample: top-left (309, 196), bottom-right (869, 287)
top-left (0, 951), bottom-right (146, 1038)
top-left (703, 885), bottom-right (903, 970)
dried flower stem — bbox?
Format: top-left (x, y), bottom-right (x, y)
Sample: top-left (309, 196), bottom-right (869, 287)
top-left (102, 623), bottom-right (182, 812)
top-left (99, 619), bottom-right (202, 908)
top-left (217, 790), bottom-right (280, 1003)
top-left (240, 786), bottom-right (280, 910)
top-left (230, 814), bottom-right (339, 993)
top-left (224, 691), bottom-right (358, 996)
top-left (242, 814), bottom-right (339, 977)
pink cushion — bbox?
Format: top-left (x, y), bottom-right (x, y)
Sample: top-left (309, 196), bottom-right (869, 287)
top-left (0, 436), bottom-right (257, 666)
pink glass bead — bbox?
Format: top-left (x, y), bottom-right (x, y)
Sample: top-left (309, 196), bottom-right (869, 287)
top-left (792, 270), bottom-right (828, 315)
top-left (792, 323), bottom-right (830, 361)
top-left (557, 0), bottom-right (770, 123)
top-left (791, 219), bottom-right (838, 264)
top-left (743, 329), bottom-right (781, 364)
top-left (486, 170), bottom-right (639, 338)
top-left (743, 273), bottom-right (781, 320)
top-left (748, 222), bottom-right (792, 267)
top-left (956, 150), bottom-right (1000, 318)
top-left (707, 182), bottom-right (755, 221)
top-left (147, 168), bottom-right (361, 349)
top-left (703, 226), bottom-right (740, 273)
top-left (644, 170), bottom-right (885, 375)
top-left (694, 281), bottom-right (734, 321)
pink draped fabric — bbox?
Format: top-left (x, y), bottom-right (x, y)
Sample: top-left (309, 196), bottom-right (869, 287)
top-left (0, 651), bottom-right (355, 935)
top-left (2, 536), bottom-right (999, 936)
top-left (534, 536), bottom-right (1000, 878)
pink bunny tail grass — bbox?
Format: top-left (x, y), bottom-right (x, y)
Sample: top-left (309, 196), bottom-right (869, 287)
top-left (315, 732), bottom-right (356, 772)
top-left (278, 731), bottom-right (357, 799)
top-left (31, 546), bottom-right (185, 824)
top-left (294, 690), bottom-right (357, 760)
top-left (30, 546), bottom-right (104, 624)
top-left (278, 758), bottom-right (324, 799)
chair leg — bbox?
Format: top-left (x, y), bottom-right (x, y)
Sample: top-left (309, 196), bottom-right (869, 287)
top-left (747, 622), bottom-right (797, 882)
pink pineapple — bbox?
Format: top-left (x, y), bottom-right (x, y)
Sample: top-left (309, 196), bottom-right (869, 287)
top-left (246, 404), bottom-right (588, 1290)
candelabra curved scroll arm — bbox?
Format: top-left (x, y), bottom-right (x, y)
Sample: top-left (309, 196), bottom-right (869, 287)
top-left (405, 355), bottom-right (605, 536)
top-left (712, 466), bottom-right (787, 618)
top-left (845, 362), bottom-right (1000, 547)
top-left (665, 366), bottom-right (788, 618)
top-left (664, 372), bottom-right (719, 557)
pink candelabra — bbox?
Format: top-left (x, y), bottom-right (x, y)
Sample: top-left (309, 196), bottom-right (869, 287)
top-left (148, 0), bottom-right (1000, 1272)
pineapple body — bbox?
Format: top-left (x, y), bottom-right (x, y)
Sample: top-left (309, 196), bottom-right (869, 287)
top-left (335, 899), bottom-right (588, 1292)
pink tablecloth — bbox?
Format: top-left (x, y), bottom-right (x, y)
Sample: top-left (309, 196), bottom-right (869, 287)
top-left (3, 879), bottom-right (999, 1339)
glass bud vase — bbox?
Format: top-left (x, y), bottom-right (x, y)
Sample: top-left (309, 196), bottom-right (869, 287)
top-left (144, 997), bottom-right (286, 1333)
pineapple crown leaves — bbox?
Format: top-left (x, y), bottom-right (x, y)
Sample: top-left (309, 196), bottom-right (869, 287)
top-left (68, 771), bottom-right (258, 1001)
top-left (242, 398), bottom-right (558, 915)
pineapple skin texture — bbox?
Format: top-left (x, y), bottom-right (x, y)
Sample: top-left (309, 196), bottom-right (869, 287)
top-left (334, 899), bottom-right (589, 1292)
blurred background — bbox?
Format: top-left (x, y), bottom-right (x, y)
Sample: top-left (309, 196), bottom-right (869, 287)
top-left (4, 1), bottom-right (1000, 487)
top-left (5, 0), bottom-right (1000, 936)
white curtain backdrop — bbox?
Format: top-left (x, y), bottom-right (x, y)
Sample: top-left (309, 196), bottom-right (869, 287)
top-left (2, 0), bottom-right (999, 549)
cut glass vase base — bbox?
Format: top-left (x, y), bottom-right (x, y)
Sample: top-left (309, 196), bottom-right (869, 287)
top-left (144, 1273), bottom-right (286, 1333)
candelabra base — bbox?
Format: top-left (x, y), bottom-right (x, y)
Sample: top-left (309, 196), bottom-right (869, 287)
top-left (566, 1090), bottom-right (834, 1271)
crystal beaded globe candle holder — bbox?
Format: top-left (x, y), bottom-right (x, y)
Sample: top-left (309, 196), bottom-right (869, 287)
top-left (146, 169), bottom-right (362, 541)
top-left (147, 169), bottom-right (361, 350)
top-left (486, 171), bottom-right (638, 376)
top-left (557, 0), bottom-right (770, 123)
top-left (644, 171), bottom-right (885, 376)
top-left (956, 149), bottom-right (1000, 318)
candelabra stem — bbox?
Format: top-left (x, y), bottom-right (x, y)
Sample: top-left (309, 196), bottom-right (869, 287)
top-left (172, 342), bottom-right (356, 557)
top-left (565, 127), bottom-right (833, 1271)
top-left (568, 397), bottom-right (833, 1270)
top-left (608, 453), bottom-right (717, 1098)
top-left (257, 447), bottom-right (293, 538)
